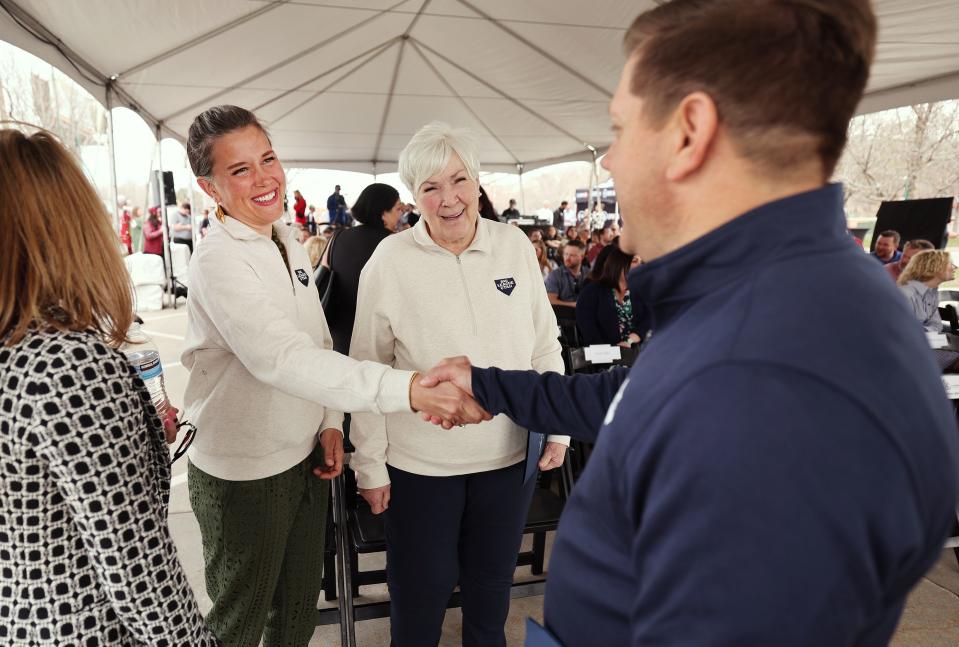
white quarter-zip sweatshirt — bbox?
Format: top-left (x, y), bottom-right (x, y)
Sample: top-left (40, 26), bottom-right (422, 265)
top-left (181, 215), bottom-right (414, 481)
top-left (350, 216), bottom-right (569, 489)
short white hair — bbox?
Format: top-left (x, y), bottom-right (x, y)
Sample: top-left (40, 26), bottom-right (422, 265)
top-left (398, 122), bottom-right (480, 195)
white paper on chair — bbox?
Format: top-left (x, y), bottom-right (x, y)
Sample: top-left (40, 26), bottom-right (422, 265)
top-left (926, 332), bottom-right (948, 348)
top-left (584, 345), bottom-right (621, 364)
top-left (942, 375), bottom-right (959, 400)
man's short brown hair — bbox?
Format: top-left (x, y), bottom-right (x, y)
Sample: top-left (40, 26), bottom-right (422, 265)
top-left (904, 239), bottom-right (934, 252)
top-left (624, 0), bottom-right (876, 178)
top-left (878, 230), bottom-right (901, 245)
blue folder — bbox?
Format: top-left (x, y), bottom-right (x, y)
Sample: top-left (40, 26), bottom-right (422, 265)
top-left (525, 617), bottom-right (563, 646)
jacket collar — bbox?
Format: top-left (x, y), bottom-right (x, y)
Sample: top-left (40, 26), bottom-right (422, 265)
top-left (628, 184), bottom-right (847, 329)
top-left (410, 213), bottom-right (491, 256)
top-left (216, 213), bottom-right (287, 242)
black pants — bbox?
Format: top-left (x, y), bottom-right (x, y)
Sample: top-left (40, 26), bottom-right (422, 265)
top-left (384, 461), bottom-right (536, 647)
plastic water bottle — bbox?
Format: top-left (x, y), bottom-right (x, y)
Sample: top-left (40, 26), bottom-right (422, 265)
top-left (122, 322), bottom-right (170, 420)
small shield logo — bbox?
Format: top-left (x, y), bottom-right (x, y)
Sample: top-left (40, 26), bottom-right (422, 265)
top-left (494, 277), bottom-right (515, 296)
top-left (295, 268), bottom-right (309, 286)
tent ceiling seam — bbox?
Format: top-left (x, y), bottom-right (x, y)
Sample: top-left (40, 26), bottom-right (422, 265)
top-left (267, 39), bottom-right (400, 124)
top-left (373, 40), bottom-right (407, 163)
top-left (252, 35), bottom-right (400, 112)
top-left (118, 0), bottom-right (290, 78)
top-left (865, 69), bottom-right (959, 100)
top-left (411, 38), bottom-right (589, 148)
top-left (409, 39), bottom-right (519, 165)
top-left (158, 0), bottom-right (409, 122)
top-left (373, 0), bottom-right (430, 162)
top-left (454, 0), bottom-right (612, 99)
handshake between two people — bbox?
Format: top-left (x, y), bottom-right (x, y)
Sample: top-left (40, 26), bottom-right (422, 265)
top-left (411, 355), bottom-right (490, 429)
top-left (360, 356), bottom-right (567, 515)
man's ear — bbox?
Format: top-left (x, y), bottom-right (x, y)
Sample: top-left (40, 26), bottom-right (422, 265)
top-left (196, 176), bottom-right (219, 203)
top-left (665, 92), bottom-right (719, 182)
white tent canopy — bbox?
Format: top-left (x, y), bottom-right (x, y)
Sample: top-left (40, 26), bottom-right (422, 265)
top-left (2, 0), bottom-right (959, 174)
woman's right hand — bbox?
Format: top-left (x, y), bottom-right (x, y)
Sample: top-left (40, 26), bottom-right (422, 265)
top-left (360, 484), bottom-right (391, 514)
top-left (410, 379), bottom-right (491, 428)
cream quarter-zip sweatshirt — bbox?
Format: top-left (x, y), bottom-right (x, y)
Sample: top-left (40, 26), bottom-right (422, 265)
top-left (181, 216), bottom-right (414, 481)
top-left (350, 217), bottom-right (568, 489)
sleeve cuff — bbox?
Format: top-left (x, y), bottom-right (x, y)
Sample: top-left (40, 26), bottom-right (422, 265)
top-left (355, 463), bottom-right (391, 490)
top-left (546, 434), bottom-right (570, 446)
top-left (320, 410), bottom-right (345, 434)
top-left (375, 369), bottom-right (417, 414)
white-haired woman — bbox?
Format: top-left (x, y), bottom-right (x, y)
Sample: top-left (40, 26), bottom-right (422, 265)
top-left (349, 122), bottom-right (570, 646)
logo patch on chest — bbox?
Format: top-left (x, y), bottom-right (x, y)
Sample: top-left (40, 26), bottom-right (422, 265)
top-left (494, 277), bottom-right (516, 296)
top-left (295, 268), bottom-right (309, 286)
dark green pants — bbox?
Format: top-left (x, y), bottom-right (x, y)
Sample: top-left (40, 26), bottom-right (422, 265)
top-left (188, 447), bottom-right (329, 647)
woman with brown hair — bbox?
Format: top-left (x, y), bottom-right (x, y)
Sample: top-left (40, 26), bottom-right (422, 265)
top-left (0, 127), bottom-right (218, 644)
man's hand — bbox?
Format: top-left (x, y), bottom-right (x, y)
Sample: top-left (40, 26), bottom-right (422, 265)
top-left (163, 403), bottom-right (179, 444)
top-left (312, 428), bottom-right (344, 480)
top-left (538, 441), bottom-right (567, 471)
top-left (418, 356), bottom-right (474, 396)
top-left (410, 377), bottom-right (491, 429)
top-left (360, 484), bottom-right (391, 514)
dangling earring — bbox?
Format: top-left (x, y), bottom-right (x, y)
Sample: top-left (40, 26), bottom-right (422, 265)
top-left (215, 204), bottom-right (227, 222)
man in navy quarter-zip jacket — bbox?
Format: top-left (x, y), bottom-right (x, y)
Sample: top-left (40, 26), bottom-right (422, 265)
top-left (419, 1), bottom-right (959, 645)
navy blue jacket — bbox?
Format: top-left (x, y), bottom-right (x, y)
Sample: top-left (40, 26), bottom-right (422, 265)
top-left (473, 185), bottom-right (959, 646)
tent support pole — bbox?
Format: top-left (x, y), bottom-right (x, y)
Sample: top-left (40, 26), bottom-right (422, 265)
top-left (155, 125), bottom-right (173, 303)
top-left (518, 164), bottom-right (525, 216)
top-left (105, 83), bottom-right (121, 234)
top-left (585, 149), bottom-right (598, 227)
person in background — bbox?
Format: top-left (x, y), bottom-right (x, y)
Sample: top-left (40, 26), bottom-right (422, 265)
top-left (349, 121), bottom-right (567, 646)
top-left (327, 184), bottom-right (348, 228)
top-left (118, 197), bottom-right (133, 254)
top-left (303, 235), bottom-right (328, 270)
top-left (292, 189), bottom-right (307, 228)
top-left (0, 127), bottom-right (218, 645)
top-left (501, 198), bottom-right (520, 220)
top-left (576, 244), bottom-right (643, 346)
top-left (528, 228), bottom-right (543, 243)
top-left (199, 208), bottom-right (211, 239)
top-left (406, 202), bottom-right (421, 227)
top-left (129, 205), bottom-right (145, 252)
top-left (871, 229), bottom-right (901, 264)
top-left (885, 239), bottom-right (934, 282)
top-left (322, 225), bottom-right (336, 240)
top-left (420, 2), bottom-right (959, 645)
top-left (563, 225), bottom-right (577, 241)
top-left (553, 200), bottom-right (569, 230)
top-left (897, 249), bottom-right (955, 334)
top-left (898, 249), bottom-right (959, 370)
top-left (545, 239), bottom-right (588, 307)
top-left (172, 201), bottom-right (194, 253)
top-left (478, 185), bottom-right (499, 221)
top-left (307, 204), bottom-right (318, 235)
top-left (323, 182), bottom-right (404, 354)
top-left (143, 206), bottom-right (165, 256)
top-left (181, 105), bottom-right (482, 647)
top-left (294, 223), bottom-right (311, 244)
top-left (586, 227), bottom-right (606, 264)
top-left (544, 225), bottom-right (562, 262)
top-left (532, 239), bottom-right (556, 279)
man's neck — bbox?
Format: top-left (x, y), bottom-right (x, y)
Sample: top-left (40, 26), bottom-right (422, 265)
top-left (641, 163), bottom-right (823, 262)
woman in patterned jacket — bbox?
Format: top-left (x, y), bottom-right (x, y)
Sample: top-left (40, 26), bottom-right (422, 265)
top-left (0, 127), bottom-right (219, 645)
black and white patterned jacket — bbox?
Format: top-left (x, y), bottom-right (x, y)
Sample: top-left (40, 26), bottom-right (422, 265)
top-left (0, 329), bottom-right (219, 645)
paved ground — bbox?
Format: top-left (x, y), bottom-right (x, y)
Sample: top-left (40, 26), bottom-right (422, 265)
top-left (143, 307), bottom-right (959, 646)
